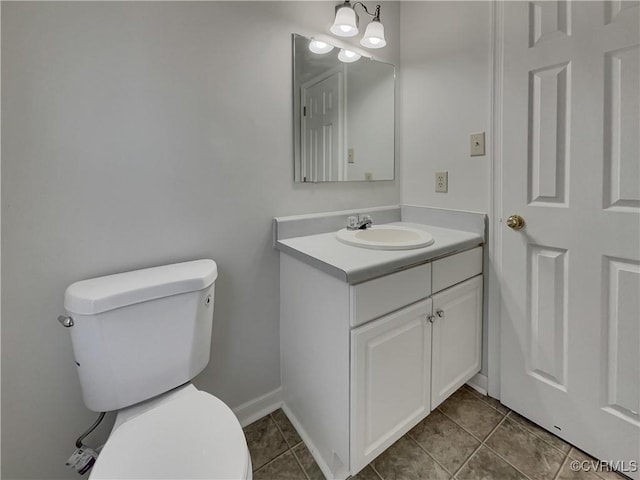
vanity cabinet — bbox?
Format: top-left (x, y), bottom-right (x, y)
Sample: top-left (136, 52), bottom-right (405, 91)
top-left (280, 246), bottom-right (483, 479)
top-left (431, 275), bottom-right (483, 409)
top-left (351, 299), bottom-right (433, 470)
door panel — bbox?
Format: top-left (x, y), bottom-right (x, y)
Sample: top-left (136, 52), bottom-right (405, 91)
top-left (500, 1), bottom-right (639, 476)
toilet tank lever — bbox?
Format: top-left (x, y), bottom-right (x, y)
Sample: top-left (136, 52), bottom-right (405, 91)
top-left (58, 315), bottom-right (74, 327)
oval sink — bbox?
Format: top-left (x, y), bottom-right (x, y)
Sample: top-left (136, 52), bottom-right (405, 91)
top-left (336, 225), bottom-right (434, 250)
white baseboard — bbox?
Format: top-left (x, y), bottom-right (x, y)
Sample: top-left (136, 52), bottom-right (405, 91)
top-left (467, 373), bottom-right (489, 396)
top-left (281, 403), bottom-right (349, 480)
top-left (232, 387), bottom-right (282, 428)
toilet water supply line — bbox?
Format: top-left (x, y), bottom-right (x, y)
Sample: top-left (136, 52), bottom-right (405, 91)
top-left (65, 412), bottom-right (106, 475)
top-left (76, 412), bottom-right (106, 449)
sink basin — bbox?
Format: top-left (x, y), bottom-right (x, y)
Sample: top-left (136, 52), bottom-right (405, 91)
top-left (336, 225), bottom-right (435, 250)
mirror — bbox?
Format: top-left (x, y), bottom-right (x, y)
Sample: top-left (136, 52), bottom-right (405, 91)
top-left (292, 33), bottom-right (395, 182)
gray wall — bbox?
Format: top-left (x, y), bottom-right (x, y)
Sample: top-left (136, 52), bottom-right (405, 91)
top-left (399, 1), bottom-right (492, 375)
top-left (400, 1), bottom-right (491, 211)
top-left (1, 2), bottom-right (400, 478)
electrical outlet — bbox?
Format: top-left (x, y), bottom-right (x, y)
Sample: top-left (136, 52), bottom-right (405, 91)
top-left (470, 132), bottom-right (485, 156)
top-left (364, 172), bottom-right (373, 181)
top-left (435, 171), bottom-right (448, 192)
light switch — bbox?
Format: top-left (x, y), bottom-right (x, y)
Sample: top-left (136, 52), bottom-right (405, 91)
top-left (470, 132), bottom-right (485, 156)
top-left (348, 148), bottom-right (355, 164)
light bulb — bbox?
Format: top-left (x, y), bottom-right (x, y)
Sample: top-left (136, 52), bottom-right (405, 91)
top-left (309, 39), bottom-right (334, 54)
top-left (330, 4), bottom-right (359, 37)
top-left (360, 20), bottom-right (387, 49)
top-left (338, 49), bottom-right (361, 63)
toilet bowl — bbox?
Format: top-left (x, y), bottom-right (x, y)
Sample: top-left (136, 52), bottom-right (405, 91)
top-left (62, 260), bottom-right (251, 479)
top-left (90, 384), bottom-right (252, 479)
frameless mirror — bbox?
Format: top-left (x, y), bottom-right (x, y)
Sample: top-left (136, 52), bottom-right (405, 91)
top-left (292, 33), bottom-right (395, 182)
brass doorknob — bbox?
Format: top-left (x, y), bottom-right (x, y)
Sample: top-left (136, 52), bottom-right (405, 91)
top-left (506, 214), bottom-right (525, 229)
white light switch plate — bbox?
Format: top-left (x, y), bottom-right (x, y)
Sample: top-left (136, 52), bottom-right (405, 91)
top-left (470, 132), bottom-right (485, 156)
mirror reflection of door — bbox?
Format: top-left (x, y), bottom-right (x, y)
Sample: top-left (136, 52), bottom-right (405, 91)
top-left (292, 33), bottom-right (395, 182)
top-left (301, 69), bottom-right (344, 182)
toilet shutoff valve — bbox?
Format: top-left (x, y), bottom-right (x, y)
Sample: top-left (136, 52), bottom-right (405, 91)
top-left (65, 446), bottom-right (97, 475)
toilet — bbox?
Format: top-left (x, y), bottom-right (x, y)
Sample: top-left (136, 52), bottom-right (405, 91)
top-left (63, 259), bottom-right (252, 479)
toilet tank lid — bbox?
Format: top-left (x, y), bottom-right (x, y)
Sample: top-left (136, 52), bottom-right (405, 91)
top-left (64, 259), bottom-right (218, 315)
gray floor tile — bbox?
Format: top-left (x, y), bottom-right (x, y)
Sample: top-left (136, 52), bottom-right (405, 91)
top-left (438, 387), bottom-right (505, 440)
top-left (569, 448), bottom-right (592, 462)
top-left (272, 408), bottom-right (303, 447)
top-left (243, 388), bottom-right (618, 480)
top-left (463, 386), bottom-right (511, 415)
top-left (556, 458), bottom-right (602, 480)
top-left (456, 446), bottom-right (527, 480)
top-left (243, 416), bottom-right (289, 470)
top-left (409, 409), bottom-right (480, 473)
top-left (371, 436), bottom-right (450, 480)
top-left (485, 417), bottom-right (565, 480)
top-left (350, 465), bottom-right (382, 480)
top-left (293, 443), bottom-right (326, 480)
top-left (568, 448), bottom-right (632, 480)
top-left (254, 451), bottom-right (307, 480)
top-left (508, 411), bottom-right (571, 453)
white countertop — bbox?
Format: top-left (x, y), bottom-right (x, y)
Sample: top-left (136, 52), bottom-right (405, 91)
top-left (276, 222), bottom-right (483, 284)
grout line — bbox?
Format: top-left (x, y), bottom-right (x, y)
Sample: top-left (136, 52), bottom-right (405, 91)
top-left (480, 443), bottom-right (535, 480)
top-left (553, 454), bottom-right (570, 480)
top-left (463, 385), bottom-right (511, 416)
top-left (449, 413), bottom-right (510, 478)
top-left (270, 411), bottom-right (293, 448)
top-left (253, 447), bottom-right (295, 474)
top-left (271, 412), bottom-right (313, 480)
top-left (479, 416), bottom-right (535, 480)
top-left (368, 463), bottom-right (385, 480)
top-left (436, 407), bottom-right (489, 444)
top-left (479, 415), bottom-right (535, 480)
top-left (505, 411), bottom-right (573, 457)
top-left (290, 444), bottom-right (312, 480)
top-left (252, 414), bottom-right (304, 476)
top-left (451, 440), bottom-right (484, 479)
top-left (406, 431), bottom-right (455, 477)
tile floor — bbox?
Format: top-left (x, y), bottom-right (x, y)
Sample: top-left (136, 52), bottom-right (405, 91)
top-left (243, 385), bottom-right (630, 480)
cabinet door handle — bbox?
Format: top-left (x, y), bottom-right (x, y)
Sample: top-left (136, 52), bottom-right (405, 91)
top-left (436, 309), bottom-right (445, 318)
top-left (427, 314), bottom-right (436, 323)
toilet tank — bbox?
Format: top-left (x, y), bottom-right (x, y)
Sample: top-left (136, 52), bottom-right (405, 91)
top-left (64, 259), bottom-right (218, 412)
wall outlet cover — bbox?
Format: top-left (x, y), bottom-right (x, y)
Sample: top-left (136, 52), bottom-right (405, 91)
top-left (435, 171), bottom-right (448, 192)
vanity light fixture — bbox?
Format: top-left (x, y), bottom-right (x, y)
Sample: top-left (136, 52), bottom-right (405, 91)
top-left (330, 1), bottom-right (386, 49)
top-left (330, 1), bottom-right (359, 37)
top-left (308, 38), bottom-right (335, 54)
top-left (338, 49), bottom-right (362, 63)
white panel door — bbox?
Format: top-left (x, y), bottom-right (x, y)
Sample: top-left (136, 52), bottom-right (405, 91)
top-left (350, 299), bottom-right (432, 475)
top-left (431, 275), bottom-right (483, 409)
top-left (301, 71), bottom-right (343, 182)
top-left (500, 1), bottom-right (640, 475)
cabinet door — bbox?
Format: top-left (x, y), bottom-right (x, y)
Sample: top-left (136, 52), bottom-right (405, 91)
top-left (431, 275), bottom-right (483, 409)
top-left (350, 299), bottom-right (432, 474)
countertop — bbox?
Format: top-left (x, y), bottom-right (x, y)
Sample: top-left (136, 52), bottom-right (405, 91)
top-left (276, 221), bottom-right (483, 284)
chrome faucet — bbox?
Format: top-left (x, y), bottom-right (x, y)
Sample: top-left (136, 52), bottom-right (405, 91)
top-left (347, 214), bottom-right (373, 231)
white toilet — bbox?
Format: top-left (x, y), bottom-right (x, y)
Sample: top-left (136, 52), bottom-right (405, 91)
top-left (63, 259), bottom-right (252, 479)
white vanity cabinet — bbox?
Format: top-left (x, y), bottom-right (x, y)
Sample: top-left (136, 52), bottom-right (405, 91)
top-left (280, 246), bottom-right (483, 479)
top-left (431, 275), bottom-right (483, 409)
top-left (350, 298), bottom-right (433, 471)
